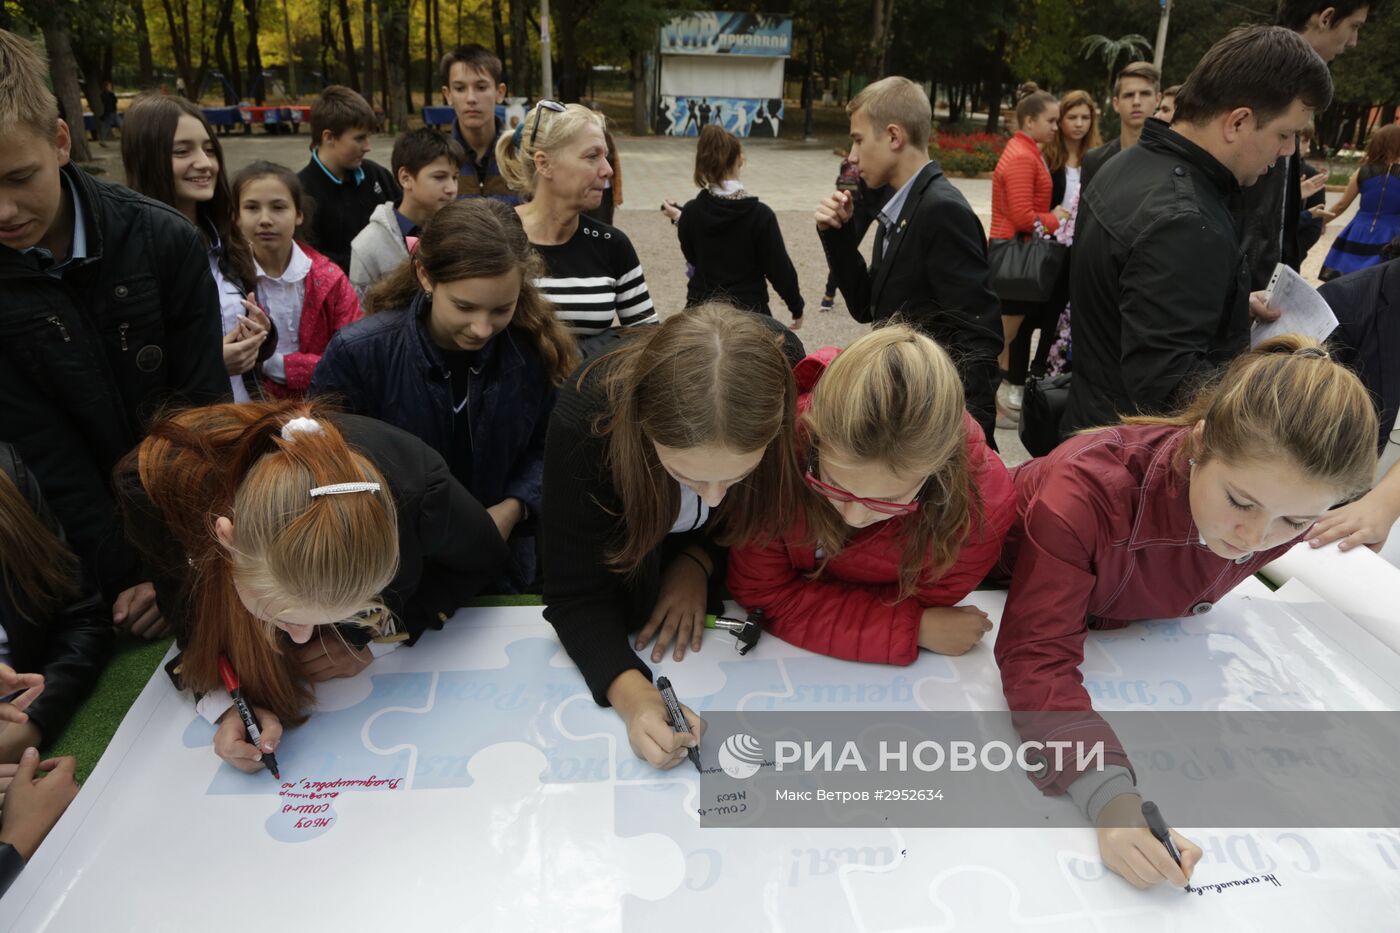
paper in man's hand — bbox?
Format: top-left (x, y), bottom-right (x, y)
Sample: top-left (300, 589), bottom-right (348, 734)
top-left (1252, 263), bottom-right (1339, 347)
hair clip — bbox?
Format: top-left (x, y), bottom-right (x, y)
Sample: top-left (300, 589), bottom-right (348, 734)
top-left (309, 482), bottom-right (382, 498)
top-left (1293, 346), bottom-right (1328, 360)
top-left (281, 417), bottom-right (324, 440)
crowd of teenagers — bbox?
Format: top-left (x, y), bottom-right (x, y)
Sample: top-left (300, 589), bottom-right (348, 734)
top-left (1, 0), bottom-right (1399, 899)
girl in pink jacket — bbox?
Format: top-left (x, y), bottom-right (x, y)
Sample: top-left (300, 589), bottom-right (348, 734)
top-left (234, 161), bottom-right (362, 398)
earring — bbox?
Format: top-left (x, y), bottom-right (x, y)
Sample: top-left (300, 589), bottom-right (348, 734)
top-left (1188, 458), bottom-right (1197, 466)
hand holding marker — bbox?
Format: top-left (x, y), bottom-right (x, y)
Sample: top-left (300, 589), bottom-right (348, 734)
top-left (1142, 800), bottom-right (1190, 890)
top-left (219, 655), bottom-right (281, 779)
top-left (656, 677), bottom-right (701, 772)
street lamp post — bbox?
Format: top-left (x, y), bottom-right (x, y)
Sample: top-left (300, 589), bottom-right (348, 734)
top-left (540, 0), bottom-right (553, 98)
top-left (1153, 0), bottom-right (1172, 70)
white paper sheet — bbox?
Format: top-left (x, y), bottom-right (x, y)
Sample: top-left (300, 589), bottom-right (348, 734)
top-left (2, 583), bottom-right (1397, 932)
top-left (1251, 263), bottom-right (1339, 347)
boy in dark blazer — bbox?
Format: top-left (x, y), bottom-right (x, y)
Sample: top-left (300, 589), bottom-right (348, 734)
top-left (816, 77), bottom-right (1002, 445)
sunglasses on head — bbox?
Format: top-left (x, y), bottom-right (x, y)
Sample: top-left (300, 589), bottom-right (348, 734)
top-left (530, 99), bottom-right (567, 149)
top-left (802, 452), bottom-right (925, 516)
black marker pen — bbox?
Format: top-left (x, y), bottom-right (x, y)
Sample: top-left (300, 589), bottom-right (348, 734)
top-left (655, 676), bottom-right (701, 773)
top-left (1142, 799), bottom-right (1188, 888)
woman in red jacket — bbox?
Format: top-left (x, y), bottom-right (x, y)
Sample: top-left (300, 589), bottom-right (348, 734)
top-left (991, 82), bottom-right (1067, 421)
top-left (728, 326), bottom-right (1016, 663)
top-left (234, 161), bottom-right (363, 398)
top-left (995, 335), bottom-right (1378, 891)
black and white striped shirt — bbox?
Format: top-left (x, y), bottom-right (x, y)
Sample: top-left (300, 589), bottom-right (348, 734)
top-left (532, 219), bottom-right (656, 338)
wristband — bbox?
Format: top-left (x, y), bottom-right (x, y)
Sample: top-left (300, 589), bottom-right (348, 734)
top-left (677, 550), bottom-right (711, 579)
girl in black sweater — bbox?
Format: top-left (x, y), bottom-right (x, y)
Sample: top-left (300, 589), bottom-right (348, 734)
top-left (0, 444), bottom-right (112, 763)
top-left (543, 305), bottom-right (803, 770)
top-left (677, 125), bottom-right (804, 329)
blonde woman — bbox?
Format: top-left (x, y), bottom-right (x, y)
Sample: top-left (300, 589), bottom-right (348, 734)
top-left (116, 401), bottom-right (510, 772)
top-left (728, 326), bottom-right (1016, 662)
top-left (497, 101), bottom-right (656, 358)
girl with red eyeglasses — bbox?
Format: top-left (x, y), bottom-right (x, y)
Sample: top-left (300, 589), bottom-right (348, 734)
top-left (728, 326), bottom-right (1016, 662)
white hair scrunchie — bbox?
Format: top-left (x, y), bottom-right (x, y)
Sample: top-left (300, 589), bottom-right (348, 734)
top-left (281, 416), bottom-right (324, 440)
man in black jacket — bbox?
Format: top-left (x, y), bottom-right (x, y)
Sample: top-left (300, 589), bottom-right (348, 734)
top-left (1239, 0), bottom-right (1370, 298)
top-left (816, 76), bottom-right (1002, 445)
top-left (1063, 26), bottom-right (1333, 435)
top-left (0, 30), bottom-right (228, 637)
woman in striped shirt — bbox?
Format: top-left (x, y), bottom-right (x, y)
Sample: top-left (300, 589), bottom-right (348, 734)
top-left (498, 101), bottom-right (656, 359)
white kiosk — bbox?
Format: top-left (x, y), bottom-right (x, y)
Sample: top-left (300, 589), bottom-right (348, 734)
top-left (655, 11), bottom-right (792, 138)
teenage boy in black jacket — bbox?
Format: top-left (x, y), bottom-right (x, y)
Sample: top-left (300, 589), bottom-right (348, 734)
top-left (297, 85), bottom-right (401, 272)
top-left (0, 29), bottom-right (228, 640)
top-left (816, 76), bottom-right (1002, 446)
top-left (1064, 26), bottom-right (1333, 435)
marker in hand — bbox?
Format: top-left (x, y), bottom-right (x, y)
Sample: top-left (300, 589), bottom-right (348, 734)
top-left (218, 655), bottom-right (281, 779)
top-left (655, 676), bottom-right (701, 773)
top-left (1141, 800), bottom-right (1187, 888)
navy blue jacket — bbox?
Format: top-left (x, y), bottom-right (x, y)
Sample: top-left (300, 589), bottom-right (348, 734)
top-left (1320, 258), bottom-right (1400, 452)
top-left (309, 295), bottom-right (555, 517)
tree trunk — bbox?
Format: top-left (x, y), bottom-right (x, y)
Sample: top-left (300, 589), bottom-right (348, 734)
top-left (131, 0), bottom-right (156, 86)
top-left (867, 0), bottom-right (894, 77)
top-left (362, 0), bottom-right (376, 103)
top-left (214, 14), bottom-right (231, 96)
top-left (376, 0), bottom-right (396, 124)
top-left (433, 0), bottom-right (443, 62)
top-left (877, 0), bottom-right (894, 76)
top-left (226, 2), bottom-right (243, 97)
top-left (213, 0), bottom-right (236, 102)
top-left (73, 42), bottom-right (105, 120)
top-left (43, 26), bottom-right (93, 162)
top-left (555, 0), bottom-right (578, 101)
top-left (490, 0), bottom-right (505, 70)
top-left (509, 0), bottom-right (530, 97)
top-left (337, 0), bottom-right (359, 90)
top-left (157, 0), bottom-right (187, 87)
top-left (243, 0), bottom-right (264, 104)
top-left (983, 29), bottom-right (1007, 133)
top-left (421, 0), bottom-right (434, 108)
top-left (383, 0), bottom-right (407, 124)
top-left (630, 48), bottom-right (648, 135)
top-left (320, 0), bottom-right (337, 86)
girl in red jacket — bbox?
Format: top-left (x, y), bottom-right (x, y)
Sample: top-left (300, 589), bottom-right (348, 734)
top-left (728, 325), bottom-right (1016, 663)
top-left (990, 82), bottom-right (1068, 419)
top-left (995, 336), bottom-right (1378, 892)
top-left (234, 161), bottom-right (362, 398)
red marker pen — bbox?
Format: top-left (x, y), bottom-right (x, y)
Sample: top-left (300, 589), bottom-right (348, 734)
top-left (218, 655), bottom-right (281, 779)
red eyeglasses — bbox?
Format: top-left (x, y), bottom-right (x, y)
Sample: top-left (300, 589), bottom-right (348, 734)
top-left (803, 462), bottom-right (925, 516)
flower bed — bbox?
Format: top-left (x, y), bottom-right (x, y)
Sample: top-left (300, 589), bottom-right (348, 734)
top-left (931, 131), bottom-right (1006, 177)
